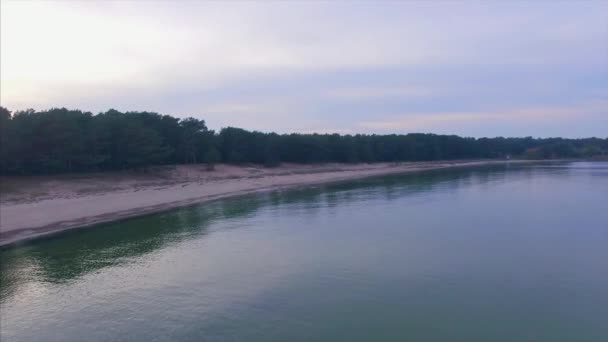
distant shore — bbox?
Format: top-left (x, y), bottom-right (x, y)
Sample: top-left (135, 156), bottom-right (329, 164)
top-left (0, 160), bottom-right (537, 246)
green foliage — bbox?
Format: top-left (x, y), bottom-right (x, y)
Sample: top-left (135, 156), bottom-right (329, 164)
top-left (203, 147), bottom-right (221, 170)
top-left (0, 106), bottom-right (606, 175)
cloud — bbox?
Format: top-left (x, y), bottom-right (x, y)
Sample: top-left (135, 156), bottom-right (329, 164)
top-left (357, 101), bottom-right (608, 135)
top-left (324, 86), bottom-right (433, 101)
top-left (1, 1), bottom-right (606, 138)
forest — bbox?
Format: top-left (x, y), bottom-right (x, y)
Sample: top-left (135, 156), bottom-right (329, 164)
top-left (1, 107), bottom-right (606, 175)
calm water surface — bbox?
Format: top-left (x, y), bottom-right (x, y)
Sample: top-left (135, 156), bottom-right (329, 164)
top-left (1, 162), bottom-right (607, 341)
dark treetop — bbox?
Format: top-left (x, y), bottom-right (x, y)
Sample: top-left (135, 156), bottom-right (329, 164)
top-left (1, 107), bottom-right (606, 175)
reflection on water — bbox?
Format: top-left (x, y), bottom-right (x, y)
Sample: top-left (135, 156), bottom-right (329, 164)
top-left (1, 162), bottom-right (607, 342)
top-left (2, 165), bottom-right (513, 290)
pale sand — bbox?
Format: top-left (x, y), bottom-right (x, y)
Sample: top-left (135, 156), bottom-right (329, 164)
top-left (0, 160), bottom-right (528, 246)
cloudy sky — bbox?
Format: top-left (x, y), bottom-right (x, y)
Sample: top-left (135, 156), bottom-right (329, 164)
top-left (1, 1), bottom-right (607, 137)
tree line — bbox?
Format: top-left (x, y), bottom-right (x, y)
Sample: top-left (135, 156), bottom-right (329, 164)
top-left (1, 107), bottom-right (606, 175)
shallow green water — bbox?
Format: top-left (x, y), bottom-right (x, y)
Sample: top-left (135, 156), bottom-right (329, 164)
top-left (1, 162), bottom-right (607, 341)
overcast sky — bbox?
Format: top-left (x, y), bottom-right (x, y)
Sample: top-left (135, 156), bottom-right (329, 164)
top-left (1, 1), bottom-right (607, 137)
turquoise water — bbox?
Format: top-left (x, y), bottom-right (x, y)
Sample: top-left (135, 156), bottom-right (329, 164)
top-left (1, 162), bottom-right (607, 341)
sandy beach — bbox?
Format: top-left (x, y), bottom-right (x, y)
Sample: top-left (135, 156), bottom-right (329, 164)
top-left (0, 160), bottom-right (528, 246)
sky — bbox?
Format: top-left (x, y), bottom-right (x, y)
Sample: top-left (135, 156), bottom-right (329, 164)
top-left (1, 1), bottom-right (607, 138)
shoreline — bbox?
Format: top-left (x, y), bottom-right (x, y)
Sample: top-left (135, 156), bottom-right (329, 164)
top-left (1, 160), bottom-right (537, 247)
